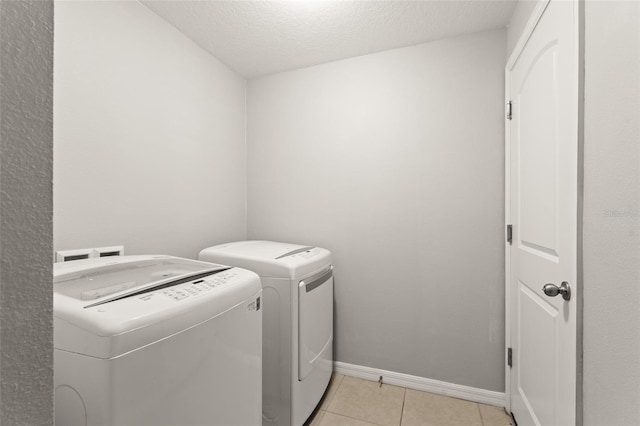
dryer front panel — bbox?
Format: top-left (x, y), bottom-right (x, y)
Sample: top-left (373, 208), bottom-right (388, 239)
top-left (298, 266), bottom-right (333, 381)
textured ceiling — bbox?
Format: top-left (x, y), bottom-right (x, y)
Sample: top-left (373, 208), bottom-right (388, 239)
top-left (141, 0), bottom-right (517, 78)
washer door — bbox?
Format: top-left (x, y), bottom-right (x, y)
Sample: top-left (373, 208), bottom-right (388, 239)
top-left (298, 266), bottom-right (333, 381)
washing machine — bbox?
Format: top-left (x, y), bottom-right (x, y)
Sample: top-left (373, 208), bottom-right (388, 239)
top-left (199, 241), bottom-right (333, 426)
top-left (54, 255), bottom-right (262, 426)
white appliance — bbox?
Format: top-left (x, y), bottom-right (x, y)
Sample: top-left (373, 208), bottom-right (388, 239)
top-left (54, 255), bottom-right (262, 426)
top-left (199, 241), bottom-right (333, 426)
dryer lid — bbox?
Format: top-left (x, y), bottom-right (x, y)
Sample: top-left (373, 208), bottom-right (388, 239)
top-left (198, 241), bottom-right (331, 279)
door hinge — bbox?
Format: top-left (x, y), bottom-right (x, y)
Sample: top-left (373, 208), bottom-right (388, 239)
top-left (508, 347), bottom-right (513, 368)
top-left (507, 224), bottom-right (513, 244)
top-left (506, 101), bottom-right (513, 120)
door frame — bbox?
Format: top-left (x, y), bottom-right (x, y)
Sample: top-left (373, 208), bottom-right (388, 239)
top-left (504, 0), bottom-right (584, 421)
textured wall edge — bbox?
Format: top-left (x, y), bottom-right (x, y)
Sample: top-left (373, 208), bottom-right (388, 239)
top-left (0, 0), bottom-right (55, 424)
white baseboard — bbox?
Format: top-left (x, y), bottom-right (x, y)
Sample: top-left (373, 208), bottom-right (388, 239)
top-left (334, 361), bottom-right (506, 408)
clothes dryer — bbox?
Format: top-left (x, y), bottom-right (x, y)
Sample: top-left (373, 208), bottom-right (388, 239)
top-left (54, 255), bottom-right (262, 426)
top-left (199, 241), bottom-right (333, 426)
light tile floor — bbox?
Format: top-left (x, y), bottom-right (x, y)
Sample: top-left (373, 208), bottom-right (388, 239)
top-left (305, 375), bottom-right (514, 426)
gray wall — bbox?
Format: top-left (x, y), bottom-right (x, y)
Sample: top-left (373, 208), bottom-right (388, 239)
top-left (54, 1), bottom-right (247, 259)
top-left (248, 29), bottom-right (506, 392)
top-left (505, 0), bottom-right (537, 57)
top-left (583, 1), bottom-right (640, 424)
top-left (0, 0), bottom-right (54, 424)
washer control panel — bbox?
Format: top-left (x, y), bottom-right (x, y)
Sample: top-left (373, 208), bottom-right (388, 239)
top-left (138, 270), bottom-right (239, 303)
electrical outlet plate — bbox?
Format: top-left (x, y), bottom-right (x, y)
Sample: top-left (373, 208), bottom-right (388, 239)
top-left (55, 248), bottom-right (93, 263)
top-left (93, 245), bottom-right (124, 258)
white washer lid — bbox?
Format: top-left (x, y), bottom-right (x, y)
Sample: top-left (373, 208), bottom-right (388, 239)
top-left (54, 255), bottom-right (261, 358)
top-left (198, 241), bottom-right (331, 279)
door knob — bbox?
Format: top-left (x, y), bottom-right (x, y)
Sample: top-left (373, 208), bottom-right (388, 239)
top-left (542, 281), bottom-right (571, 301)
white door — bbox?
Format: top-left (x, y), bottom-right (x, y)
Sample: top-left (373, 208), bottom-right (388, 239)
top-left (507, 1), bottom-right (579, 425)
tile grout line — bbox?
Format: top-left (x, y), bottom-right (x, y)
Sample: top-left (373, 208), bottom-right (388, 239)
top-left (330, 374), bottom-right (345, 405)
top-left (398, 387), bottom-right (407, 426)
top-left (477, 402), bottom-right (485, 426)
top-left (323, 374), bottom-right (345, 413)
top-left (325, 377), bottom-right (403, 426)
top-left (328, 411), bottom-right (386, 426)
